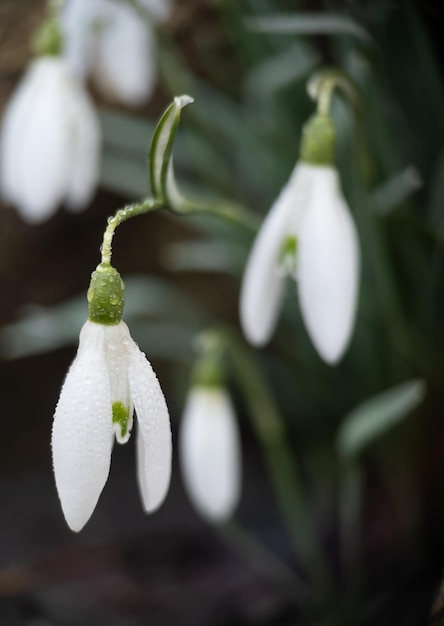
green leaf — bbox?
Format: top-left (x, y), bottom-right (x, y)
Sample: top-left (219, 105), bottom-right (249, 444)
top-left (245, 14), bottom-right (371, 42)
top-left (161, 239), bottom-right (247, 275)
top-left (149, 95), bottom-right (194, 207)
top-left (370, 166), bottom-right (422, 215)
top-left (337, 379), bottom-right (426, 458)
top-left (245, 42), bottom-right (319, 100)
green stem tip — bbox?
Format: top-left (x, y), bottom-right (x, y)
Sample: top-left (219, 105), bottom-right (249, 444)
top-left (87, 264), bottom-right (125, 326)
top-left (300, 113), bottom-right (335, 166)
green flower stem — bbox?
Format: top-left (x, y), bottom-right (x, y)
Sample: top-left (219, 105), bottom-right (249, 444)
top-left (100, 198), bottom-right (161, 266)
top-left (317, 79), bottom-right (335, 117)
top-left (309, 69), bottom-right (361, 119)
top-left (169, 197), bottom-right (259, 233)
top-left (220, 331), bottom-right (336, 608)
top-left (339, 460), bottom-right (363, 620)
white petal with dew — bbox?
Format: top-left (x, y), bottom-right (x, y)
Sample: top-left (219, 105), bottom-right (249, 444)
top-left (14, 59), bottom-right (73, 222)
top-left (104, 323), bottom-right (133, 444)
top-left (93, 2), bottom-right (156, 106)
top-left (52, 321), bottom-right (114, 532)
top-left (297, 165), bottom-right (360, 364)
top-left (180, 387), bottom-right (241, 522)
top-left (126, 331), bottom-right (171, 512)
top-left (240, 163), bottom-right (309, 346)
top-left (0, 60), bottom-right (43, 206)
top-left (65, 77), bottom-right (101, 211)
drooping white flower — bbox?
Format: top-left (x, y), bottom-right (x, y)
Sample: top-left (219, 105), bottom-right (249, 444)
top-left (240, 161), bottom-right (360, 364)
top-left (0, 56), bottom-right (100, 223)
top-left (52, 263), bottom-right (172, 533)
top-left (62, 0), bottom-right (172, 106)
top-left (180, 386), bottom-right (241, 522)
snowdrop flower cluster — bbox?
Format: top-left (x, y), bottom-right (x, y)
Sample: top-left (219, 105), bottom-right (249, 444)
top-left (52, 263), bottom-right (172, 531)
top-left (0, 14), bottom-right (101, 223)
top-left (240, 111), bottom-right (360, 364)
top-left (62, 0), bottom-right (173, 106)
top-left (180, 385), bottom-right (241, 522)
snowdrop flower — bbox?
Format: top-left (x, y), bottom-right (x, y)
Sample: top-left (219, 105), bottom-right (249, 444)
top-left (52, 263), bottom-right (172, 531)
top-left (62, 0), bottom-right (173, 106)
top-left (180, 385), bottom-right (241, 522)
top-left (240, 112), bottom-right (360, 364)
top-left (0, 55), bottom-right (100, 224)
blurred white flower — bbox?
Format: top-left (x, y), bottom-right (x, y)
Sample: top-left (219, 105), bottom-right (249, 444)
top-left (62, 0), bottom-right (173, 106)
top-left (52, 319), bottom-right (172, 532)
top-left (139, 0), bottom-right (173, 23)
top-left (180, 386), bottom-right (241, 522)
top-left (0, 57), bottom-right (100, 223)
top-left (240, 162), bottom-right (360, 364)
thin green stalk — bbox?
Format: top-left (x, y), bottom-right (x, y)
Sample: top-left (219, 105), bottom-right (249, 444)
top-left (170, 198), bottom-right (259, 233)
top-left (339, 460), bottom-right (363, 620)
top-left (100, 198), bottom-right (161, 265)
top-left (223, 333), bottom-right (336, 608)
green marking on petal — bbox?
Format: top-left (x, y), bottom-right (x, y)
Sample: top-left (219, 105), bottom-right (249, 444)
top-left (279, 235), bottom-right (298, 277)
top-left (112, 401), bottom-right (129, 440)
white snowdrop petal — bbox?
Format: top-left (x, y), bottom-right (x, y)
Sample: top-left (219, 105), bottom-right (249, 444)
top-left (61, 0), bottom-right (100, 79)
top-left (240, 163), bottom-right (309, 346)
top-left (0, 61), bottom-right (43, 206)
top-left (65, 82), bottom-right (101, 211)
top-left (14, 59), bottom-right (73, 222)
top-left (93, 3), bottom-right (157, 106)
top-left (104, 323), bottom-right (133, 444)
top-left (180, 387), bottom-right (241, 521)
top-left (52, 321), bottom-right (114, 532)
top-left (297, 165), bottom-right (360, 364)
top-left (136, 425), bottom-right (150, 510)
top-left (127, 333), bottom-right (171, 512)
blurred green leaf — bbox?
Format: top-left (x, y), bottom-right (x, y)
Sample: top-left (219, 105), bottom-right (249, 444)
top-left (370, 166), bottom-right (422, 215)
top-left (245, 14), bottom-right (371, 41)
top-left (337, 379), bottom-right (426, 458)
top-left (245, 42), bottom-right (319, 100)
top-left (161, 239), bottom-right (246, 275)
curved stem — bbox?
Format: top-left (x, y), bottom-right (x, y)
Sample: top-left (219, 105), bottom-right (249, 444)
top-left (215, 330), bottom-right (337, 611)
top-left (100, 198), bottom-right (161, 266)
top-left (169, 198), bottom-right (259, 233)
top-left (317, 79), bottom-right (335, 116)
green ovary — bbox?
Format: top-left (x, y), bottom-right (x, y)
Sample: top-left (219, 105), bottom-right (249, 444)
top-left (112, 401), bottom-right (130, 440)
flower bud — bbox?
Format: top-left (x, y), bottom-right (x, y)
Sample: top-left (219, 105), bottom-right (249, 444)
top-left (180, 386), bottom-right (241, 522)
top-left (300, 113), bottom-right (335, 166)
top-left (87, 263), bottom-right (125, 325)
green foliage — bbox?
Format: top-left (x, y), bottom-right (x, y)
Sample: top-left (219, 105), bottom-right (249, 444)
top-left (337, 379), bottom-right (426, 458)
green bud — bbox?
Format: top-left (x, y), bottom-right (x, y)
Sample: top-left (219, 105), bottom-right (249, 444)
top-left (87, 263), bottom-right (125, 325)
top-left (33, 17), bottom-right (63, 57)
top-left (300, 113), bottom-right (335, 166)
top-left (191, 355), bottom-right (224, 389)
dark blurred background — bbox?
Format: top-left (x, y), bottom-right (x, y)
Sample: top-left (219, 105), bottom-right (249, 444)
top-left (1, 1), bottom-right (444, 625)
